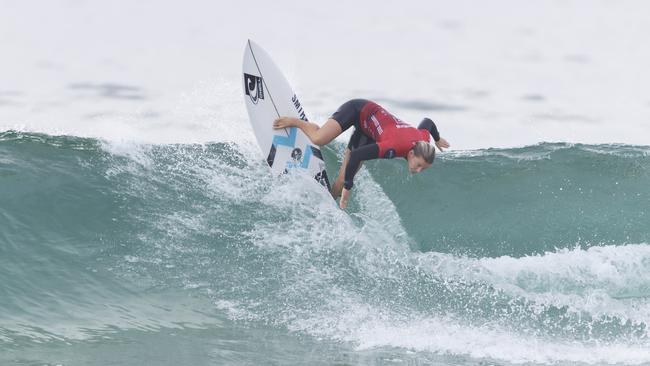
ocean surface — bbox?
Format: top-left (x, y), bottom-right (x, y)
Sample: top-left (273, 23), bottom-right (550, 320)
top-left (2, 1), bottom-right (650, 365)
top-left (1, 133), bottom-right (650, 365)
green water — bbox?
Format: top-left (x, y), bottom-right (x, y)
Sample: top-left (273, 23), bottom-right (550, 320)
top-left (1, 131), bottom-right (650, 365)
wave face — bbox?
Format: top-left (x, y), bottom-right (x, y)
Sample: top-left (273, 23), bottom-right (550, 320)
top-left (1, 131), bottom-right (650, 365)
top-left (381, 143), bottom-right (650, 257)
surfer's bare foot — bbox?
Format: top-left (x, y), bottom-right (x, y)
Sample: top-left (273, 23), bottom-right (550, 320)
top-left (273, 117), bottom-right (298, 129)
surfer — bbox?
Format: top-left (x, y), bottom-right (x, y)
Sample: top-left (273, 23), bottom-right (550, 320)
top-left (274, 99), bottom-right (450, 209)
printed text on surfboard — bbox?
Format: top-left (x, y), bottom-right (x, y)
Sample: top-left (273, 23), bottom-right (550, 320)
top-left (291, 94), bottom-right (307, 121)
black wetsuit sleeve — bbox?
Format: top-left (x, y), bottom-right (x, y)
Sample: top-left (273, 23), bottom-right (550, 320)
top-left (418, 118), bottom-right (440, 142)
top-left (344, 143), bottom-right (379, 190)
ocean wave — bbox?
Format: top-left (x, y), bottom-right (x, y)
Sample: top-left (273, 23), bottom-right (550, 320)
top-left (1, 133), bottom-right (649, 364)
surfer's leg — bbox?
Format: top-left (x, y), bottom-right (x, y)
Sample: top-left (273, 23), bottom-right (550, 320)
top-left (275, 99), bottom-right (367, 146)
top-left (273, 117), bottom-right (342, 146)
top-left (310, 99), bottom-right (369, 146)
top-left (298, 118), bottom-right (343, 146)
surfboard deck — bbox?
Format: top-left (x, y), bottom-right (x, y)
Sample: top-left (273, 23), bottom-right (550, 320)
top-left (242, 40), bottom-right (331, 190)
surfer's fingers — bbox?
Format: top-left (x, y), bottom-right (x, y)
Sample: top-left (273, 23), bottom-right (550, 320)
top-left (273, 117), bottom-right (292, 128)
top-left (436, 139), bottom-right (450, 151)
top-left (273, 118), bottom-right (286, 128)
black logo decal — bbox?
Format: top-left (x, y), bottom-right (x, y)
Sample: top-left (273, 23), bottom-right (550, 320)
top-left (291, 148), bottom-right (303, 161)
top-left (244, 73), bottom-right (264, 104)
top-left (315, 169), bottom-right (331, 190)
top-left (266, 144), bottom-right (277, 167)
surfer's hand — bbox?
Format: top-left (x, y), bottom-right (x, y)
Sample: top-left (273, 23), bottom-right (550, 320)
top-left (340, 188), bottom-right (351, 209)
top-left (435, 137), bottom-right (450, 152)
top-left (273, 117), bottom-right (297, 129)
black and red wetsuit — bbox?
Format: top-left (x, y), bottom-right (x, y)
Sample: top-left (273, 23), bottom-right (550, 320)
top-left (330, 99), bottom-right (441, 190)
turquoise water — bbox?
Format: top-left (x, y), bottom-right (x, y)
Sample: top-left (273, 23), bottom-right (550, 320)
top-left (1, 131), bottom-right (649, 365)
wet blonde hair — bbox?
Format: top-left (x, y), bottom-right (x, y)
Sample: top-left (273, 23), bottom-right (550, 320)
top-left (412, 141), bottom-right (435, 164)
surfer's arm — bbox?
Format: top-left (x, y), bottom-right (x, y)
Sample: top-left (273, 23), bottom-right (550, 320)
top-left (339, 143), bottom-right (379, 209)
top-left (418, 118), bottom-right (450, 152)
top-left (343, 144), bottom-right (379, 190)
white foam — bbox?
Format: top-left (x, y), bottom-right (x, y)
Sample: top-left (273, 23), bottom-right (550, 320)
top-left (348, 313), bottom-right (650, 364)
top-left (286, 292), bottom-right (650, 365)
top-left (415, 244), bottom-right (650, 328)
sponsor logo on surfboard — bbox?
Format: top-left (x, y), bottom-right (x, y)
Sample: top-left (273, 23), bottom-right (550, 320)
top-left (244, 73), bottom-right (264, 104)
top-left (291, 94), bottom-right (307, 120)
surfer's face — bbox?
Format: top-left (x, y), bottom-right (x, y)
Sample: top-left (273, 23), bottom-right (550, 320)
top-left (407, 152), bottom-right (432, 174)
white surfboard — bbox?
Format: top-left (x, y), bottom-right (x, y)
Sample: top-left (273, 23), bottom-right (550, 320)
top-left (242, 40), bottom-right (330, 190)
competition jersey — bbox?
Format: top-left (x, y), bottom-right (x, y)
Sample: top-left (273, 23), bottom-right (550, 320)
top-left (358, 102), bottom-right (431, 158)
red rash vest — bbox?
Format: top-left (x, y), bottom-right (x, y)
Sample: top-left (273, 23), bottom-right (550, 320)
top-left (359, 102), bottom-right (431, 158)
